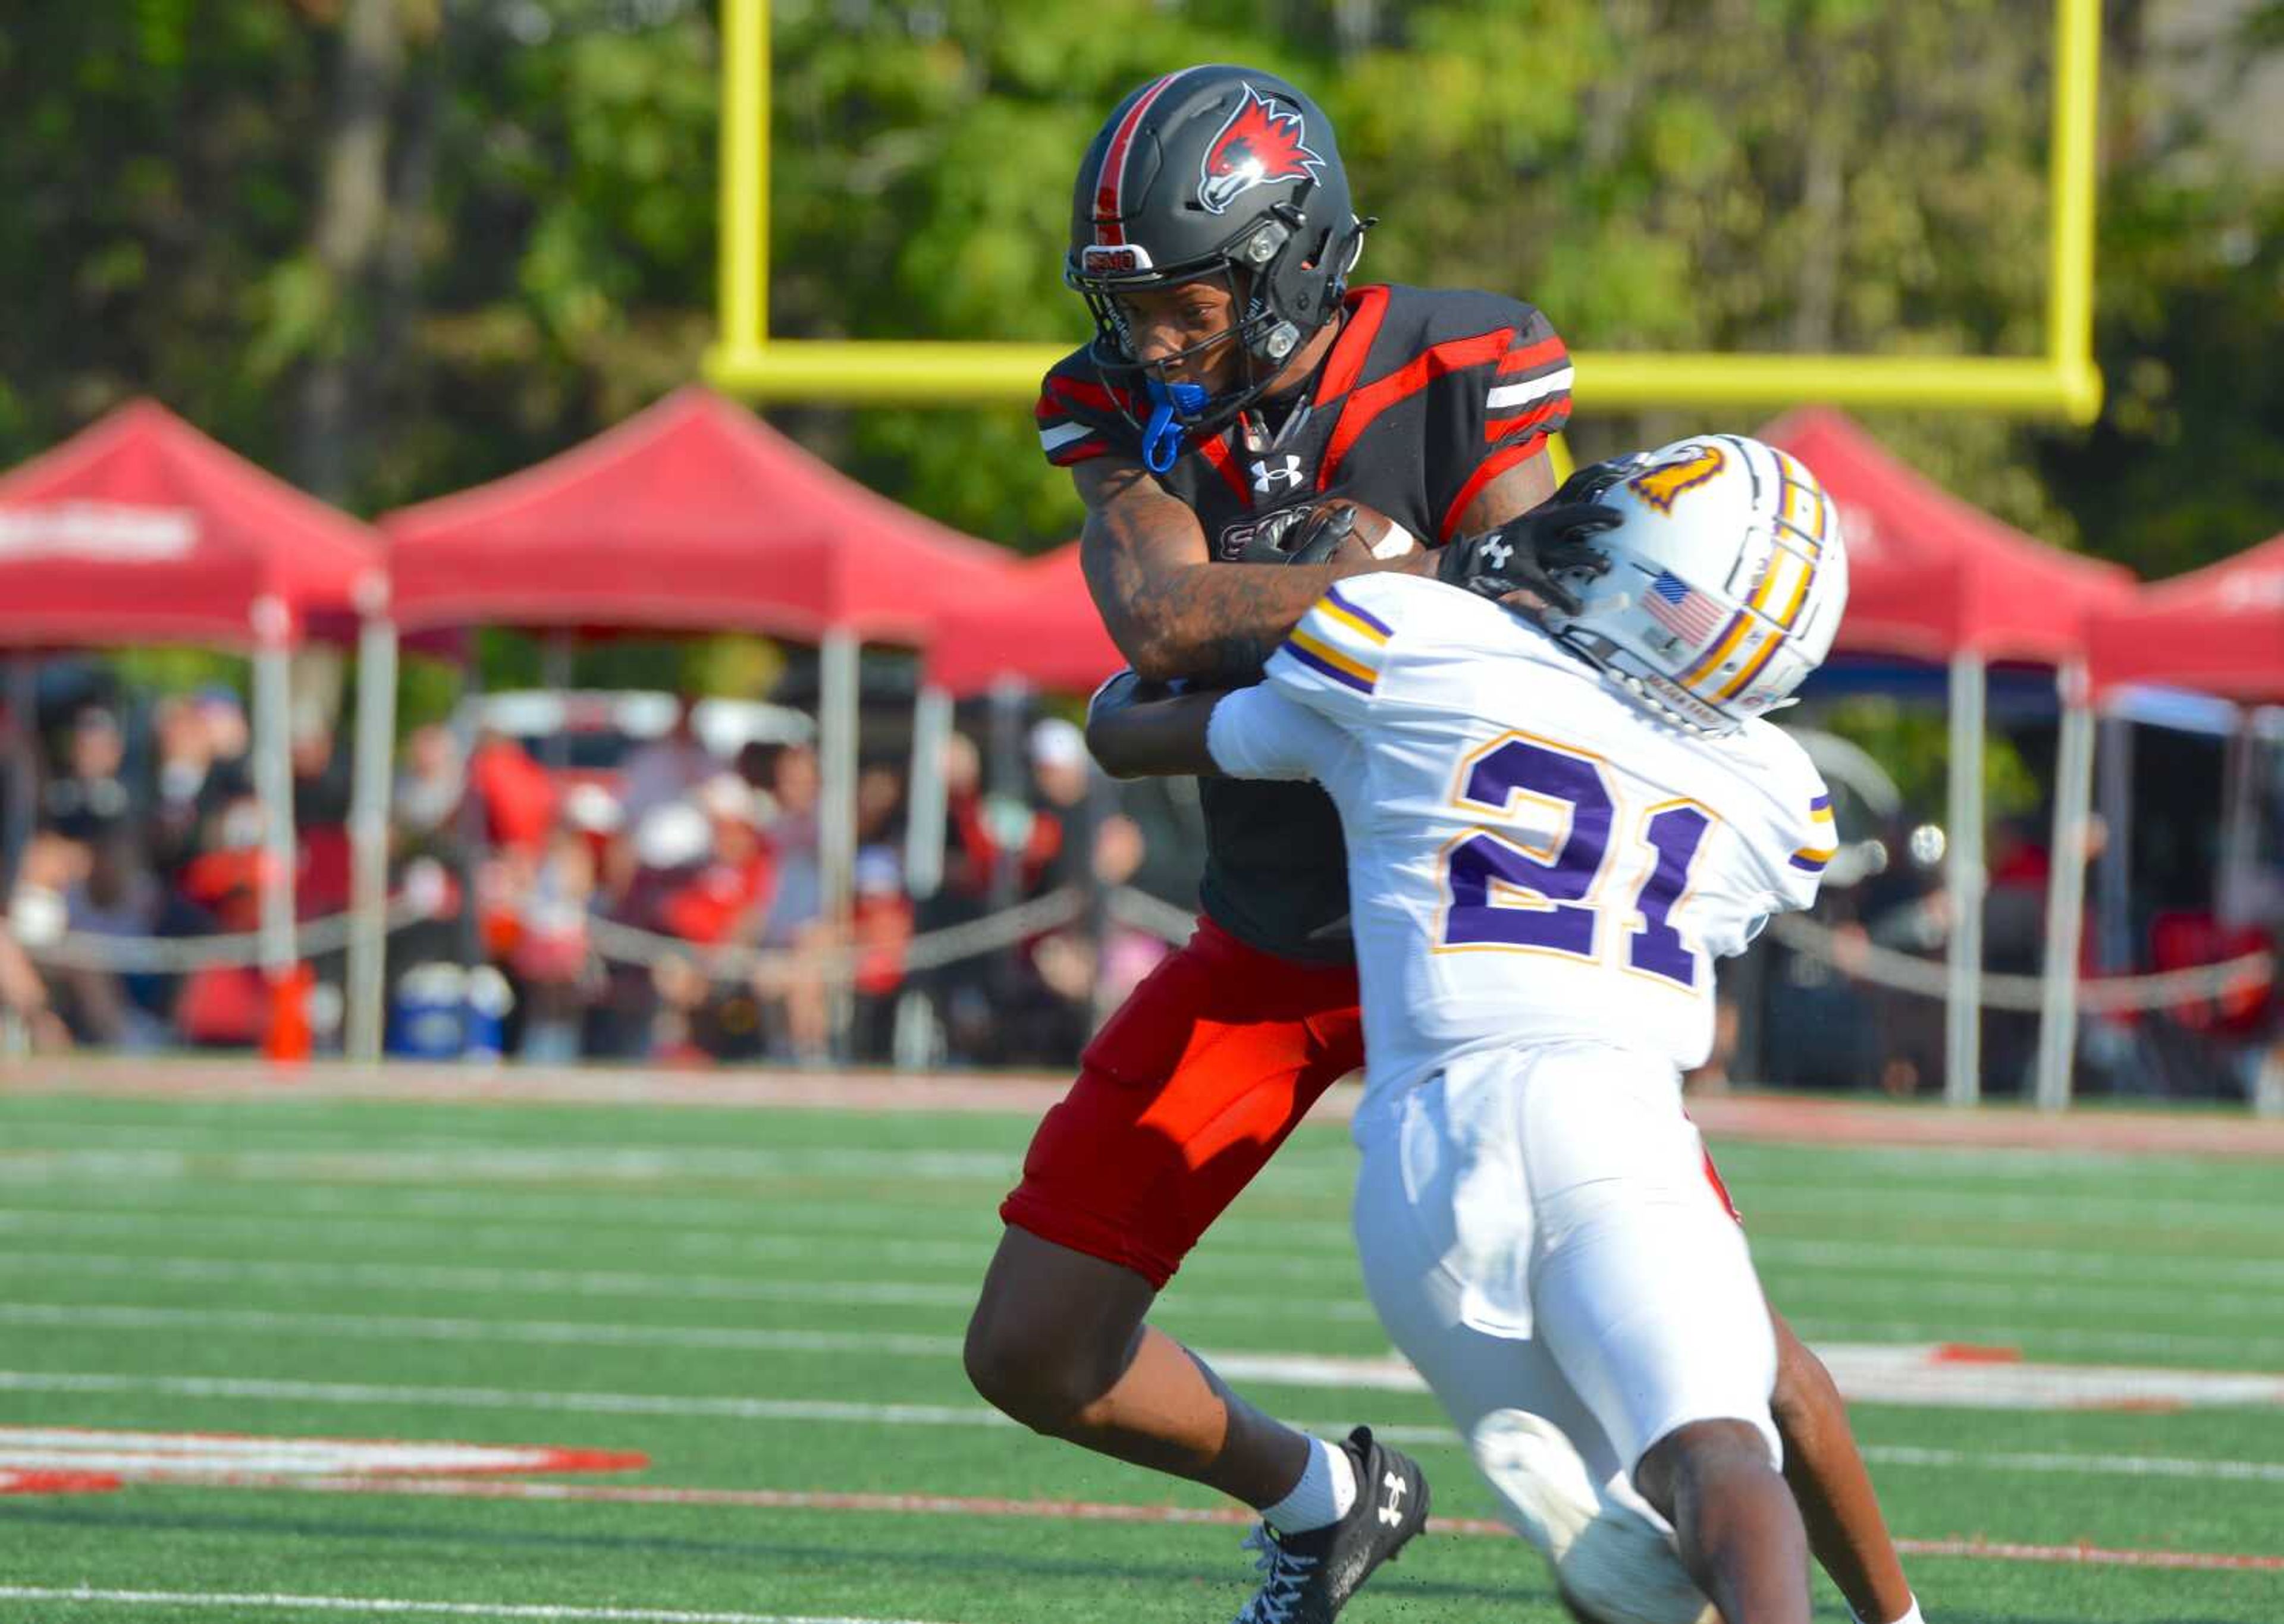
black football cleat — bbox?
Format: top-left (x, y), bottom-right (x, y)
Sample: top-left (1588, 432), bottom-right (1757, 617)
top-left (1232, 1426), bottom-right (1430, 1623)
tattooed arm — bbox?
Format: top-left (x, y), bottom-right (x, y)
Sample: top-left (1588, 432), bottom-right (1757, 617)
top-left (1075, 456), bottom-right (1415, 685)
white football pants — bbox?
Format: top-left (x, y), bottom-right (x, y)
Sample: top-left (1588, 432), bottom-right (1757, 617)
top-left (1351, 1041), bottom-right (1781, 1525)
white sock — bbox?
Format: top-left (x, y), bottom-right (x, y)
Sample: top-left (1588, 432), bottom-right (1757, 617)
top-left (1852, 1598), bottom-right (1922, 1624)
top-left (1261, 1434), bottom-right (1358, 1534)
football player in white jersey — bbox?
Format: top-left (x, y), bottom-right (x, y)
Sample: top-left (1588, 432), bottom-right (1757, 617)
top-left (1088, 435), bottom-right (1861, 1624)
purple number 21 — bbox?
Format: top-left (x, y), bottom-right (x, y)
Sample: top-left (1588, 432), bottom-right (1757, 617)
top-left (1442, 736), bottom-right (1712, 988)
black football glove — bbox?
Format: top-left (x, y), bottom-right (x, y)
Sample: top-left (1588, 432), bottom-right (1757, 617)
top-left (1551, 451), bottom-right (1649, 506)
top-left (1234, 501), bottom-right (1362, 566)
top-left (1435, 501), bottom-right (1622, 615)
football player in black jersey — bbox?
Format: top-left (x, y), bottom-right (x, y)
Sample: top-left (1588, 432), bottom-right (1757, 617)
top-left (963, 64), bottom-right (1921, 1624)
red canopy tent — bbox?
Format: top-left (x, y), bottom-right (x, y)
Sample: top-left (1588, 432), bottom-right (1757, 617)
top-left (0, 399), bottom-right (389, 1034)
top-left (2086, 532), bottom-right (2284, 704)
top-left (1762, 409), bottom-right (2140, 1108)
top-left (924, 543), bottom-right (1118, 698)
top-left (375, 387), bottom-right (1021, 1060)
top-left (381, 386), bottom-right (1014, 640)
top-left (1764, 408), bottom-right (2135, 662)
top-left (0, 399), bottom-right (382, 649)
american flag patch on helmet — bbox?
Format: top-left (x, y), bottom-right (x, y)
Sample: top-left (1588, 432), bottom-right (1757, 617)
top-left (1645, 571), bottom-right (1723, 643)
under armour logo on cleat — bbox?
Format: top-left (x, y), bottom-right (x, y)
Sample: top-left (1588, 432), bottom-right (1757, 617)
top-left (1377, 1471), bottom-right (1407, 1526)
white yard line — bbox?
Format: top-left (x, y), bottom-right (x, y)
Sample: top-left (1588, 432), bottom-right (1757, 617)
top-left (0, 1205), bottom-right (1357, 1282)
top-left (0, 1302), bottom-right (964, 1358)
top-left (0, 1185), bottom-right (1361, 1254)
top-left (0, 1249), bottom-right (1381, 1322)
top-left (0, 1369), bottom-right (1018, 1427)
top-left (1753, 1235), bottom-right (2284, 1287)
top-left (0, 1590), bottom-right (954, 1624)
top-left (0, 1145), bottom-right (1025, 1185)
top-left (5, 1350), bottom-right (2284, 1434)
top-left (28, 1204), bottom-right (2284, 1312)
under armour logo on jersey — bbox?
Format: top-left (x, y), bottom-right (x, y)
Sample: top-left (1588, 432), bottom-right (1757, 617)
top-left (1251, 454), bottom-right (1306, 497)
top-left (1480, 536), bottom-right (1513, 571)
top-left (1377, 1471), bottom-right (1407, 1526)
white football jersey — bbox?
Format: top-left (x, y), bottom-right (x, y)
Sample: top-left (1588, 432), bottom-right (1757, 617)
top-left (1208, 571), bottom-right (1834, 1135)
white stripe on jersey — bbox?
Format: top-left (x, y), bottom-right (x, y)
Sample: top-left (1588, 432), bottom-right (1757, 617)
top-left (1038, 421), bottom-right (1094, 453)
top-left (1485, 366), bottom-right (1576, 412)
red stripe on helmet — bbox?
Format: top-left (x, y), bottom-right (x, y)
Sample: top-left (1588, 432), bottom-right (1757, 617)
top-left (1093, 71), bottom-right (1188, 247)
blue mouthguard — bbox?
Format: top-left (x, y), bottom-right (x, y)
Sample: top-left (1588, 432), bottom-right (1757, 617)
top-left (1141, 376), bottom-right (1213, 474)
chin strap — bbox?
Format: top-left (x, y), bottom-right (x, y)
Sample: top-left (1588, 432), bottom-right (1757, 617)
top-left (1141, 376), bottom-right (1213, 473)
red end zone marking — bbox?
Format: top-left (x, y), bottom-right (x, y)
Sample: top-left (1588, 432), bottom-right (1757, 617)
top-left (0, 1470), bottom-right (121, 1496)
top-left (184, 1475), bottom-right (2284, 1573)
top-left (1932, 1343), bottom-right (2025, 1365)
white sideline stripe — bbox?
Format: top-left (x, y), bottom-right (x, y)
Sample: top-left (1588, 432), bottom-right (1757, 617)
top-left (1736, 1182), bottom-right (2284, 1229)
top-left (0, 1205), bottom-right (1358, 1283)
top-left (25, 1200), bottom-right (2284, 1311)
top-left (0, 1186), bottom-right (1363, 1257)
top-left (1756, 1235), bottom-right (2284, 1288)
top-left (0, 1370), bottom-right (1020, 1427)
top-left (1863, 1445), bottom-right (2284, 1484)
top-left (14, 1183), bottom-right (2283, 1282)
top-left (0, 1590), bottom-right (948, 1624)
top-left (12, 1301), bottom-right (2284, 1411)
top-left (0, 1249), bottom-right (1382, 1322)
top-left (11, 1242), bottom-right (2270, 1352)
top-left (0, 1142), bottom-right (1348, 1205)
top-left (8, 1367), bottom-right (2284, 1462)
top-left (0, 1145), bottom-right (1025, 1183)
top-left (0, 1302), bottom-right (963, 1358)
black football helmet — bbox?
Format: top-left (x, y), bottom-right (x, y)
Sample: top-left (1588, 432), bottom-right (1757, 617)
top-left (1065, 65), bottom-right (1367, 465)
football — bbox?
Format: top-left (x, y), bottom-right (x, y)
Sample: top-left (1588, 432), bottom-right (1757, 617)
top-left (1238, 498), bottom-right (1425, 568)
top-left (1327, 498), bottom-right (1426, 567)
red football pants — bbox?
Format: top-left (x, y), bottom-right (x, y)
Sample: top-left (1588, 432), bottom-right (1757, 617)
top-left (1000, 916), bottom-right (1364, 1289)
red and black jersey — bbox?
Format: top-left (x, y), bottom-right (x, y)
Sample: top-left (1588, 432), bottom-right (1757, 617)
top-left (1039, 282), bottom-right (1574, 963)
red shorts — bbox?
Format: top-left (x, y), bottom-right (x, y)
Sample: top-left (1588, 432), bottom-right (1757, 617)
top-left (1000, 917), bottom-right (1364, 1289)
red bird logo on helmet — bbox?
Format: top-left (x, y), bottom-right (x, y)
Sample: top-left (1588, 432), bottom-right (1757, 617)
top-left (1196, 85), bottom-right (1325, 215)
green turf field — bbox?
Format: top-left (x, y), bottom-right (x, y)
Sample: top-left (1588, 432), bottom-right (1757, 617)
top-left (0, 1082), bottom-right (2279, 1623)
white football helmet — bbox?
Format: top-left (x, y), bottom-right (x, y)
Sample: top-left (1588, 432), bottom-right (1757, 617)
top-left (1547, 434), bottom-right (1849, 735)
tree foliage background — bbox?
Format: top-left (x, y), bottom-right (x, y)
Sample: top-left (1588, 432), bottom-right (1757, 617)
top-left (2, 0), bottom-right (2277, 583)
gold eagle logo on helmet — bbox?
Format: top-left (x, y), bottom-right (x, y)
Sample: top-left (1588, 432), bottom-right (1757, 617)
top-left (1629, 443), bottom-right (1726, 514)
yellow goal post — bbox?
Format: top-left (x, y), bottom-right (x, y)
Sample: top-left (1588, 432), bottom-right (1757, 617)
top-left (704, 0), bottom-right (2101, 424)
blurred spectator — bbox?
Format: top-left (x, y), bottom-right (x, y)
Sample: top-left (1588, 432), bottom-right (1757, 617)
top-left (620, 695), bottom-right (716, 825)
top-left (848, 846), bottom-right (913, 1061)
top-left (147, 695), bottom-right (252, 881)
top-left (468, 728), bottom-right (556, 853)
top-left (42, 706), bottom-right (133, 844)
top-left (55, 833), bottom-right (164, 1049)
top-left (663, 774), bottom-right (777, 946)
top-left (754, 742), bottom-right (830, 1064)
top-left (0, 918), bottom-right (67, 1052)
top-left (512, 822), bottom-right (598, 1064)
top-left (393, 724), bottom-right (465, 846)
top-left (193, 685), bottom-right (250, 769)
